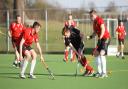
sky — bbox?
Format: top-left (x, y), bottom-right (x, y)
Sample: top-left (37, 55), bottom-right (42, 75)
top-left (47, 0), bottom-right (128, 8)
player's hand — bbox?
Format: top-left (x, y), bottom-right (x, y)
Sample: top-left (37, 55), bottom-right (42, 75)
top-left (19, 55), bottom-right (23, 61)
top-left (40, 55), bottom-right (44, 62)
top-left (86, 36), bottom-right (90, 40)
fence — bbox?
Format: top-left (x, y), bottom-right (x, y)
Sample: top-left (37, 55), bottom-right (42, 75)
top-left (0, 7), bottom-right (128, 53)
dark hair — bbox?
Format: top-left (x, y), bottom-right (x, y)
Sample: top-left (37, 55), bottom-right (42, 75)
top-left (16, 15), bottom-right (21, 18)
top-left (32, 21), bottom-right (41, 28)
top-left (62, 26), bottom-right (70, 35)
top-left (89, 9), bottom-right (97, 14)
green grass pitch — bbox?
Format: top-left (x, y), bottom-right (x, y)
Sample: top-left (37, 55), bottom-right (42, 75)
top-left (0, 54), bottom-right (128, 89)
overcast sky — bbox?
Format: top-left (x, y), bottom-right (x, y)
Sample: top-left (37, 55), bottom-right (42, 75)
top-left (47, 0), bottom-right (128, 8)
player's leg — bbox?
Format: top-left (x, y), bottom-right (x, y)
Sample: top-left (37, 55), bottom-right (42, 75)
top-left (64, 46), bottom-right (70, 62)
top-left (99, 39), bottom-right (110, 78)
top-left (116, 39), bottom-right (121, 57)
top-left (93, 39), bottom-right (103, 77)
top-left (29, 49), bottom-right (37, 79)
top-left (12, 43), bottom-right (20, 68)
top-left (100, 50), bottom-right (107, 78)
top-left (70, 48), bottom-right (76, 62)
top-left (120, 39), bottom-right (125, 59)
top-left (20, 50), bottom-right (31, 79)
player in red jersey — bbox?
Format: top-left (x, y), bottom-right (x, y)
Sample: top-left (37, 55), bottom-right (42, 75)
top-left (63, 14), bottom-right (76, 62)
top-left (9, 15), bottom-right (25, 68)
top-left (87, 10), bottom-right (110, 78)
top-left (116, 21), bottom-right (126, 59)
top-left (19, 22), bottom-right (44, 79)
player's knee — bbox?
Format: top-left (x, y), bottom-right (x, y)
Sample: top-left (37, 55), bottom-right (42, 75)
top-left (30, 50), bottom-right (37, 59)
top-left (25, 54), bottom-right (31, 60)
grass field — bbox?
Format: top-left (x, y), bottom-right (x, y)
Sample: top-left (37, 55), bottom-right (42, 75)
top-left (0, 54), bottom-right (128, 89)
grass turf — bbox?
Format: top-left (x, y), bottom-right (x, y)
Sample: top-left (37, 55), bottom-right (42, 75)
top-left (0, 54), bottom-right (128, 89)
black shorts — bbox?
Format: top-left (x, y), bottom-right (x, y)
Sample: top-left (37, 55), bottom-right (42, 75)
top-left (97, 38), bottom-right (110, 54)
top-left (118, 39), bottom-right (124, 45)
top-left (22, 45), bottom-right (33, 51)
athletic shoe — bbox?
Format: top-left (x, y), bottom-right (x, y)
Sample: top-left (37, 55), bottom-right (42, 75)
top-left (18, 62), bottom-right (21, 68)
top-left (63, 59), bottom-right (68, 63)
top-left (29, 74), bottom-right (36, 79)
top-left (116, 54), bottom-right (119, 58)
top-left (100, 73), bottom-right (108, 78)
top-left (88, 71), bottom-right (94, 76)
top-left (12, 62), bottom-right (18, 68)
top-left (20, 74), bottom-right (26, 79)
top-left (83, 71), bottom-right (89, 76)
top-left (122, 56), bottom-right (125, 59)
top-left (93, 72), bottom-right (102, 78)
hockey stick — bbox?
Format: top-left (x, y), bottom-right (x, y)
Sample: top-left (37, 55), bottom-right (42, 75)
top-left (69, 43), bottom-right (85, 77)
top-left (0, 31), bottom-right (6, 36)
top-left (41, 60), bottom-right (55, 80)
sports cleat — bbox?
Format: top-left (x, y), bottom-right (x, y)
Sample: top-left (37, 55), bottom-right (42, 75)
top-left (83, 71), bottom-right (89, 76)
top-left (12, 62), bottom-right (19, 68)
top-left (18, 62), bottom-right (21, 68)
top-left (116, 54), bottom-right (120, 58)
top-left (93, 72), bottom-right (102, 78)
top-left (63, 59), bottom-right (68, 63)
top-left (88, 71), bottom-right (94, 76)
top-left (29, 74), bottom-right (36, 79)
top-left (20, 74), bottom-right (26, 79)
top-left (100, 73), bottom-right (108, 78)
top-left (122, 56), bottom-right (125, 59)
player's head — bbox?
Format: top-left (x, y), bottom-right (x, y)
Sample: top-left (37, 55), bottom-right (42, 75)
top-left (16, 15), bottom-right (22, 24)
top-left (89, 9), bottom-right (97, 21)
top-left (68, 13), bottom-right (73, 20)
top-left (118, 20), bottom-right (123, 26)
top-left (32, 21), bottom-right (41, 33)
top-left (63, 27), bottom-right (71, 37)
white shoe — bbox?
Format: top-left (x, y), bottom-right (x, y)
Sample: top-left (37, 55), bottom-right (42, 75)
top-left (20, 74), bottom-right (26, 79)
top-left (100, 73), bottom-right (108, 78)
top-left (94, 72), bottom-right (102, 78)
top-left (29, 74), bottom-right (36, 79)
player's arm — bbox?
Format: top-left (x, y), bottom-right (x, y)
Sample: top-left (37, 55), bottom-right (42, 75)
top-left (87, 31), bottom-right (96, 40)
top-left (8, 24), bottom-right (12, 38)
top-left (19, 38), bottom-right (25, 60)
top-left (99, 24), bottom-right (105, 39)
top-left (35, 42), bottom-right (44, 61)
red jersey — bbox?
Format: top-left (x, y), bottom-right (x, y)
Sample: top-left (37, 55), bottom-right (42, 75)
top-left (116, 25), bottom-right (126, 39)
top-left (10, 22), bottom-right (24, 40)
top-left (23, 28), bottom-right (39, 46)
top-left (93, 16), bottom-right (110, 39)
top-left (64, 20), bottom-right (76, 28)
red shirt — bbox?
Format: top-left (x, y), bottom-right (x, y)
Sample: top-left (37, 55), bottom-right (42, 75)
top-left (93, 16), bottom-right (110, 39)
top-left (10, 22), bottom-right (24, 40)
top-left (64, 20), bottom-right (76, 28)
top-left (23, 28), bottom-right (39, 46)
top-left (116, 25), bottom-right (126, 39)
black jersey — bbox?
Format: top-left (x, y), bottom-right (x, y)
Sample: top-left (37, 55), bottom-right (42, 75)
top-left (69, 28), bottom-right (84, 51)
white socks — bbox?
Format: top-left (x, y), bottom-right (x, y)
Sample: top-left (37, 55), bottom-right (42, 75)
top-left (21, 60), bottom-right (28, 75)
top-left (21, 59), bottom-right (36, 75)
top-left (96, 55), bottom-right (107, 74)
top-left (30, 60), bottom-right (36, 75)
top-left (96, 56), bottom-right (102, 74)
top-left (100, 56), bottom-right (106, 74)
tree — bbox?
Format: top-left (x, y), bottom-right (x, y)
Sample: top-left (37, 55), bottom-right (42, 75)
top-left (105, 1), bottom-right (118, 12)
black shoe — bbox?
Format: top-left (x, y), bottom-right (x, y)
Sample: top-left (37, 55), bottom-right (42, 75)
top-left (116, 55), bottom-right (119, 58)
top-left (12, 62), bottom-right (18, 68)
top-left (18, 62), bottom-right (21, 68)
top-left (122, 56), bottom-right (125, 59)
